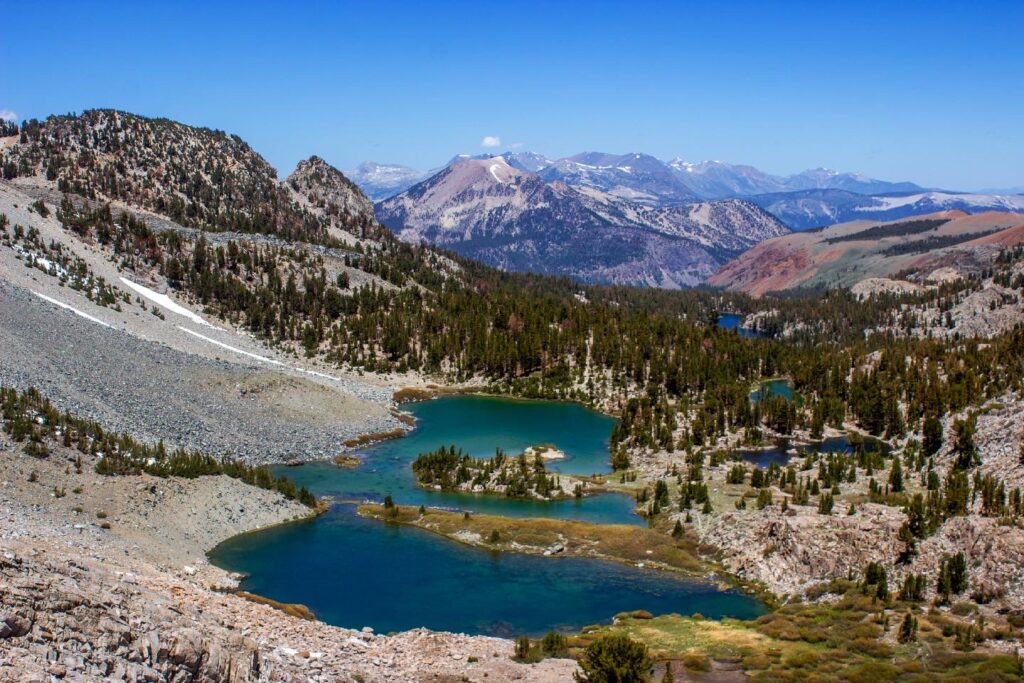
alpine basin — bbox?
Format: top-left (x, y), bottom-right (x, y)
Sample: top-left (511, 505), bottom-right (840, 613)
top-left (209, 396), bottom-right (767, 635)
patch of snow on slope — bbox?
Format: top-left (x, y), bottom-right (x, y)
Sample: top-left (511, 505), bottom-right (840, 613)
top-left (120, 277), bottom-right (219, 329)
top-left (33, 292), bottom-right (113, 328)
top-left (176, 326), bottom-right (285, 366)
top-left (488, 159), bottom-right (510, 184)
top-left (862, 192), bottom-right (1024, 211)
top-left (176, 326), bottom-right (355, 388)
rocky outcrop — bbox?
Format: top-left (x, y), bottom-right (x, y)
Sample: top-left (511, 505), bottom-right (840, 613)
top-left (850, 277), bottom-right (923, 299)
top-left (286, 156), bottom-right (375, 223)
top-left (702, 504), bottom-right (905, 597)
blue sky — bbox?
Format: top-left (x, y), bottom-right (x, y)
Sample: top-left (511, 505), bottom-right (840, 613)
top-left (2, 1), bottom-right (1022, 190)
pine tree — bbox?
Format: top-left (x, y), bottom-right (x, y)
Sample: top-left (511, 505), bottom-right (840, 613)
top-left (889, 457), bottom-right (904, 493)
top-left (897, 613), bottom-right (918, 643)
top-left (923, 414), bottom-right (943, 457)
top-left (575, 634), bottom-right (651, 683)
top-left (818, 492), bottom-right (834, 515)
top-left (952, 417), bottom-right (979, 471)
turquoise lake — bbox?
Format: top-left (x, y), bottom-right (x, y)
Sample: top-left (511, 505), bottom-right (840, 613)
top-left (750, 378), bottom-right (794, 404)
top-left (209, 395), bottom-right (767, 636)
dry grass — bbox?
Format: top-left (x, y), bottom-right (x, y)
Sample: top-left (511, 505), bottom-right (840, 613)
top-left (235, 591), bottom-right (316, 621)
top-left (342, 427), bottom-right (407, 448)
top-left (332, 454), bottom-right (361, 468)
top-left (358, 503), bottom-right (708, 575)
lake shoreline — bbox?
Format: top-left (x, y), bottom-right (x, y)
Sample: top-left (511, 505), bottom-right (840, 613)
top-left (356, 502), bottom-right (776, 608)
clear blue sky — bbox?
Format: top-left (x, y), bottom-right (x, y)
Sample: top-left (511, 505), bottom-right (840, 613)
top-left (2, 1), bottom-right (1022, 190)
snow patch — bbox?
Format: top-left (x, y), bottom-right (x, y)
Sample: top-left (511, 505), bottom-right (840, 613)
top-left (488, 162), bottom-right (509, 184)
top-left (120, 278), bottom-right (219, 329)
top-left (176, 326), bottom-right (287, 366)
top-left (32, 292), bottom-right (113, 328)
top-left (858, 192), bottom-right (1024, 212)
top-left (175, 326), bottom-right (354, 387)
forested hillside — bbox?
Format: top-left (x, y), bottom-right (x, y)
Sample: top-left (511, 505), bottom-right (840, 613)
top-left (4, 111), bottom-right (1023, 459)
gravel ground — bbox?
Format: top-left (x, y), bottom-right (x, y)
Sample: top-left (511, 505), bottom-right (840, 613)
top-left (0, 280), bottom-right (400, 463)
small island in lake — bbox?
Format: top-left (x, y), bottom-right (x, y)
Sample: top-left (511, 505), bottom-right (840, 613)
top-left (333, 454), bottom-right (362, 469)
top-left (411, 444), bottom-right (590, 499)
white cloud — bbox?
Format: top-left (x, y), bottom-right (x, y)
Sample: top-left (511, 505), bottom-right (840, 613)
top-left (0, 109), bottom-right (18, 122)
top-left (480, 135), bottom-right (502, 148)
top-left (508, 142), bottom-right (524, 149)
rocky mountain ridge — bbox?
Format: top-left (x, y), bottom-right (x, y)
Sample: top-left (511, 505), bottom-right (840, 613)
top-left (748, 188), bottom-right (1024, 230)
top-left (1, 110), bottom-right (378, 244)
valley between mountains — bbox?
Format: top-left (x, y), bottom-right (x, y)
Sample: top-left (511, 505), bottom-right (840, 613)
top-left (2, 110), bottom-right (1024, 682)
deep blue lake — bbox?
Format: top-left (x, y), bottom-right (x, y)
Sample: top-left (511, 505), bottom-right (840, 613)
top-left (717, 312), bottom-right (761, 338)
top-left (740, 434), bottom-right (892, 469)
top-left (209, 396), bottom-right (767, 636)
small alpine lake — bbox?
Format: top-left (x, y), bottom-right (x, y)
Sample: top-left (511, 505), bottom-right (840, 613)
top-left (740, 433), bottom-right (893, 469)
top-left (209, 395), bottom-right (767, 636)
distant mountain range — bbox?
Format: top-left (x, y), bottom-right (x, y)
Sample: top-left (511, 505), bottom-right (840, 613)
top-left (353, 151), bottom-right (1023, 233)
top-left (376, 156), bottom-right (788, 288)
top-left (352, 151), bottom-right (925, 203)
top-left (348, 161), bottom-right (429, 201)
top-left (746, 189), bottom-right (1024, 230)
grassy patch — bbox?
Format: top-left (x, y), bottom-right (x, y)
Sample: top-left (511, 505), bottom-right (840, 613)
top-left (235, 591), bottom-right (316, 621)
top-left (342, 427), bottom-right (407, 448)
top-left (358, 503), bottom-right (709, 575)
top-left (332, 454), bottom-right (362, 468)
top-left (590, 591), bottom-right (1023, 682)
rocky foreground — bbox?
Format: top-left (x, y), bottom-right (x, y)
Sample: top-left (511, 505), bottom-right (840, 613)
top-left (0, 435), bottom-right (576, 682)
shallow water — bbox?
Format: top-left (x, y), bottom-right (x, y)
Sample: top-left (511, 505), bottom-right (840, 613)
top-left (209, 396), bottom-right (767, 635)
top-left (750, 378), bottom-right (794, 404)
top-left (277, 395), bottom-right (639, 524)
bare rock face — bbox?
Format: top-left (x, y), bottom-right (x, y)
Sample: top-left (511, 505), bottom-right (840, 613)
top-left (0, 553), bottom-right (255, 682)
top-left (850, 277), bottom-right (923, 299)
top-left (703, 504), bottom-right (905, 597)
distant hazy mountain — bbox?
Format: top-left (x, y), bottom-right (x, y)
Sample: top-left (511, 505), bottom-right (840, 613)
top-left (668, 158), bottom-right (786, 197)
top-left (505, 151), bottom-right (552, 173)
top-left (782, 168), bottom-right (922, 195)
top-left (668, 159), bottom-right (923, 199)
top-left (537, 152), bottom-right (699, 204)
top-left (348, 161), bottom-right (428, 200)
top-left (355, 150), bottom-right (1020, 238)
top-left (748, 189), bottom-right (1024, 230)
top-left (376, 156), bottom-right (788, 288)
